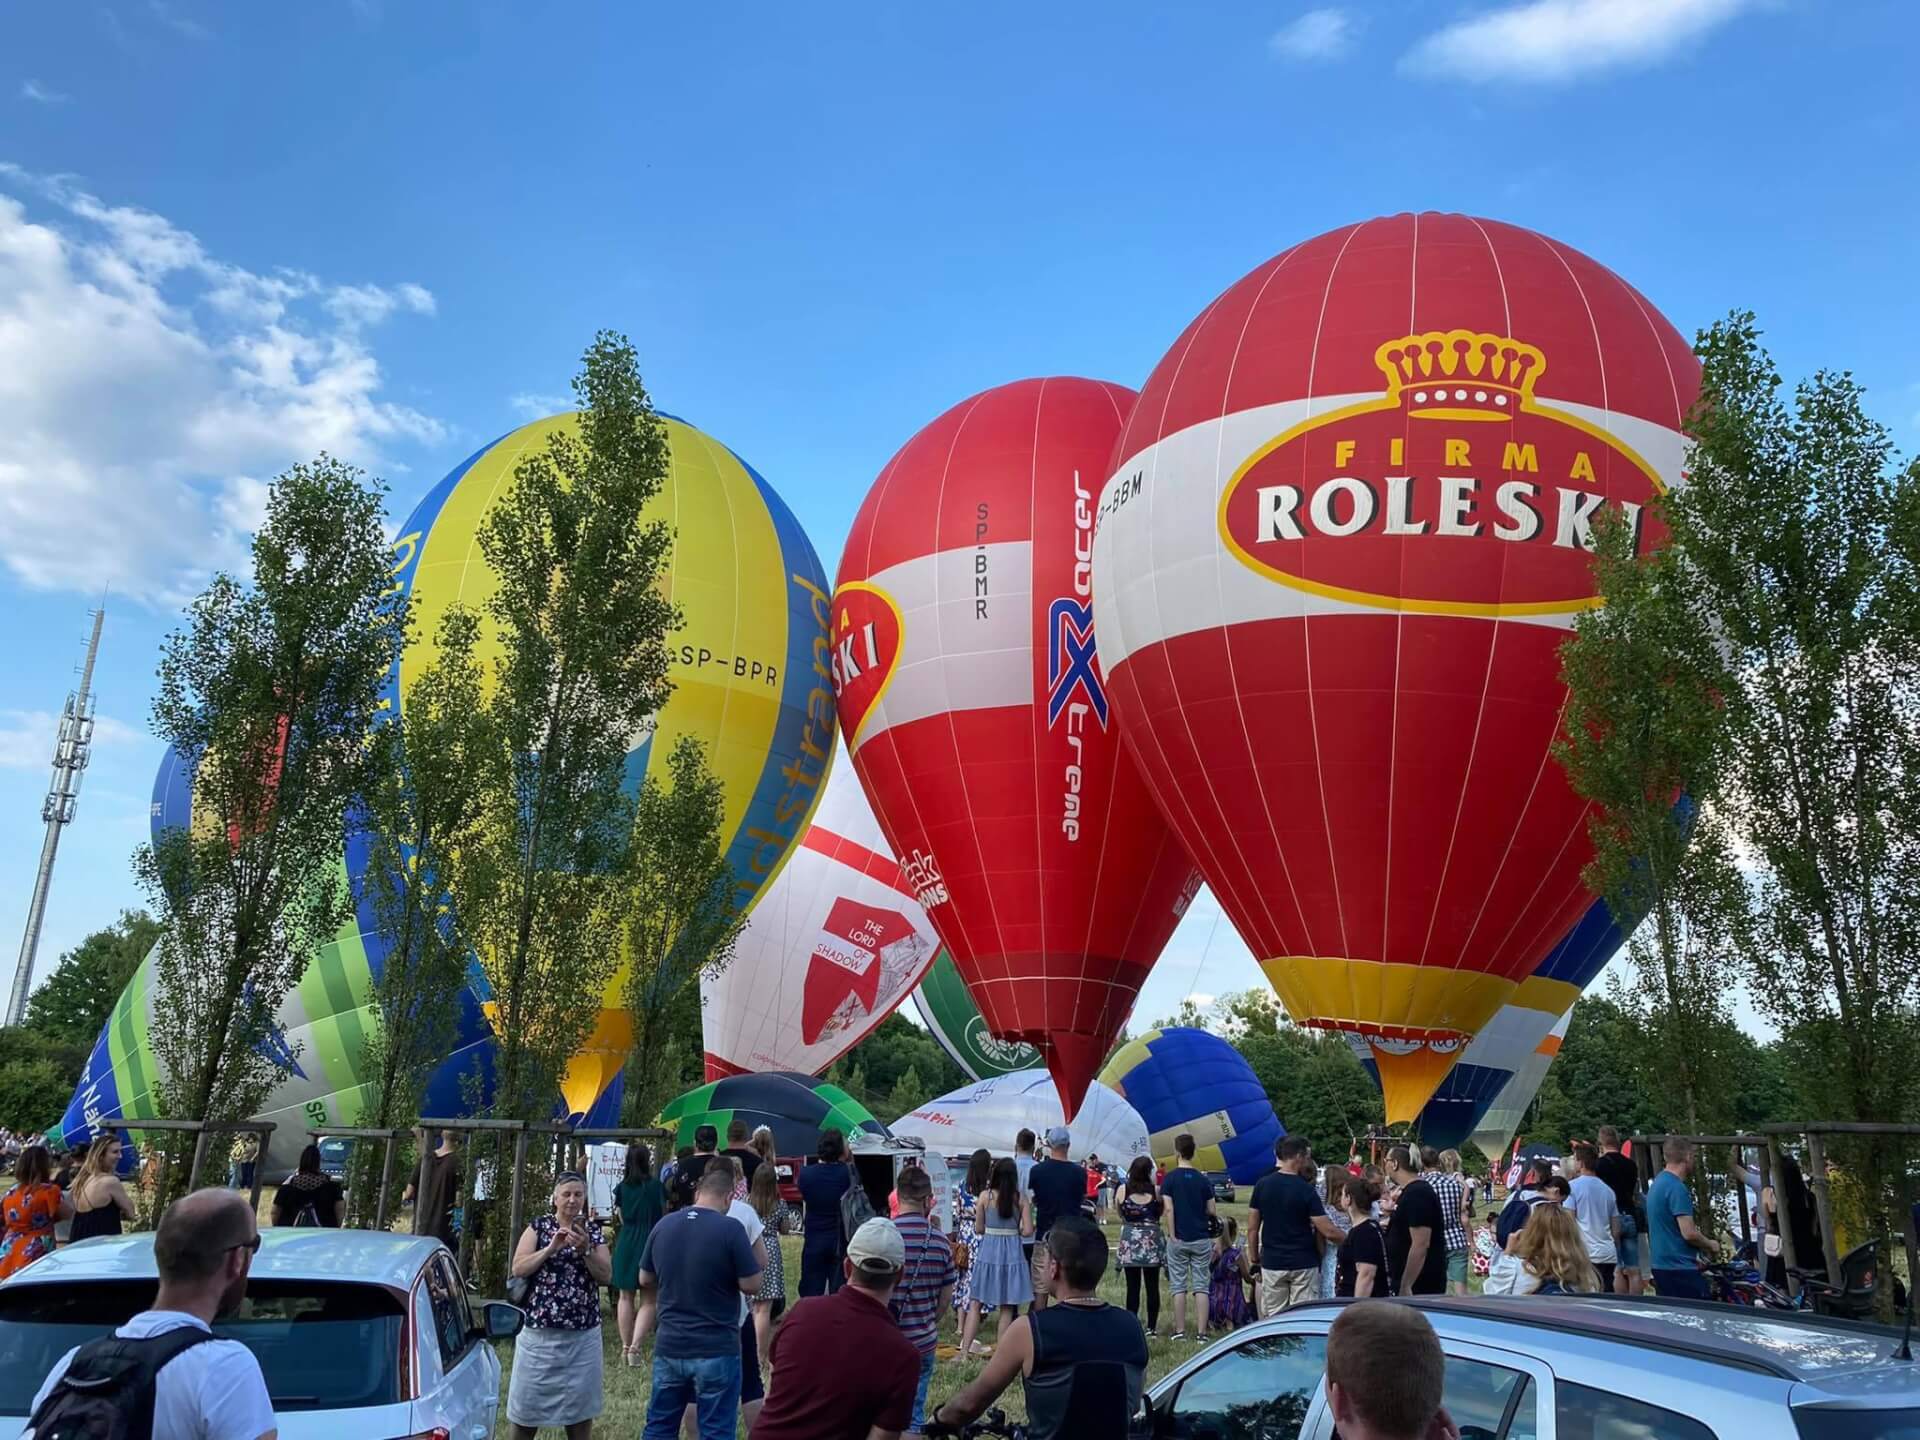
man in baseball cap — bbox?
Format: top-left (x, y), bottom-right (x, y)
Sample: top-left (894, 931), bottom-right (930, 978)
top-left (752, 1218), bottom-right (922, 1439)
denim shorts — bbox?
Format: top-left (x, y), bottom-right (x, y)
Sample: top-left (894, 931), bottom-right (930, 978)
top-left (1617, 1213), bottom-right (1640, 1271)
top-left (1167, 1237), bottom-right (1213, 1295)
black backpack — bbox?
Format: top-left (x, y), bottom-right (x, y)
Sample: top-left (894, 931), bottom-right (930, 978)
top-left (25, 1327), bottom-right (215, 1439)
top-left (838, 1174), bottom-right (876, 1245)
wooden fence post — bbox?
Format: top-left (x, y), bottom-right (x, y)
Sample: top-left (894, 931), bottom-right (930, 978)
top-left (1805, 1131), bottom-right (1843, 1282)
top-left (375, 1134), bottom-right (398, 1231)
top-left (508, 1128), bottom-right (529, 1259)
top-left (414, 1129), bottom-right (433, 1238)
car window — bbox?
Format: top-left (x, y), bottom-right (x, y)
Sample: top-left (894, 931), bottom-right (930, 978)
top-left (0, 1278), bottom-right (406, 1415)
top-left (1168, 1331), bottom-right (1328, 1439)
top-left (425, 1255), bottom-right (469, 1366)
top-left (1557, 1380), bottom-right (1717, 1440)
top-left (1442, 1360), bottom-right (1533, 1440)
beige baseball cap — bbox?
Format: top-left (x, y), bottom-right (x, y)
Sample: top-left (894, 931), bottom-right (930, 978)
top-left (847, 1217), bottom-right (905, 1273)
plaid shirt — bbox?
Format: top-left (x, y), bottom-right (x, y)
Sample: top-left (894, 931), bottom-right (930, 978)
top-left (1426, 1171), bottom-right (1468, 1255)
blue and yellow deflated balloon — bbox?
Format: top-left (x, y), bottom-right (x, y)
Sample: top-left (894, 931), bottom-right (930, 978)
top-left (1098, 1026), bottom-right (1285, 1184)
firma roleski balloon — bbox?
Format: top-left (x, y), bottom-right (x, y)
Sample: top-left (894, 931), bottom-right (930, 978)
top-left (1092, 213), bottom-right (1699, 1120)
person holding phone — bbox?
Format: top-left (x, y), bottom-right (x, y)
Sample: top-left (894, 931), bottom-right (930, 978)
top-left (507, 1171), bottom-right (611, 1439)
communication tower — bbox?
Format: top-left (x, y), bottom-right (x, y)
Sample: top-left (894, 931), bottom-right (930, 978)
top-left (7, 608), bottom-right (106, 1026)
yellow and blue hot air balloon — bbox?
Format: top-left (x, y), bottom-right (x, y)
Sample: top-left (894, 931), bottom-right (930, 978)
top-left (1099, 1027), bottom-right (1285, 1185)
top-left (387, 411), bottom-right (836, 1118)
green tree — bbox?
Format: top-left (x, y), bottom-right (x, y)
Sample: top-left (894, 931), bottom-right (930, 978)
top-left (621, 735), bottom-right (746, 1126)
top-left (1554, 492), bottom-right (1747, 1135)
top-left (137, 456), bottom-right (407, 1191)
top-left (1220, 992), bottom-right (1384, 1165)
top-left (0, 1055), bottom-right (72, 1133)
top-left (350, 606), bottom-right (503, 1221)
top-left (884, 1063), bottom-right (926, 1122)
top-left (24, 910), bottom-right (161, 1043)
top-left (831, 1013), bottom-right (968, 1107)
top-left (452, 331), bottom-right (680, 1122)
top-left (1669, 315), bottom-right (1920, 1230)
top-left (1529, 993), bottom-right (1670, 1147)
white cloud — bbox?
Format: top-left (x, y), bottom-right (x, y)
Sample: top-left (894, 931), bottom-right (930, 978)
top-left (0, 709), bottom-right (140, 769)
top-left (148, 0), bottom-right (209, 39)
top-left (0, 168), bottom-right (442, 603)
top-left (20, 80), bottom-right (70, 105)
top-left (1401, 0), bottom-right (1755, 83)
top-left (510, 391), bottom-right (574, 420)
top-left (1271, 8), bottom-right (1355, 61)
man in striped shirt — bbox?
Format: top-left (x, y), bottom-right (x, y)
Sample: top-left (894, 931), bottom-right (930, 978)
top-left (891, 1164), bottom-right (958, 1434)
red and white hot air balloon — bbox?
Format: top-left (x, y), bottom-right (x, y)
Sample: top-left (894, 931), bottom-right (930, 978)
top-left (700, 745), bottom-right (942, 1081)
top-left (832, 378), bottom-right (1201, 1116)
top-left (1091, 213), bottom-right (1699, 1121)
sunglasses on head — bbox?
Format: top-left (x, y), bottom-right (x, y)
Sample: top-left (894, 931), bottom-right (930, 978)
top-left (229, 1234), bottom-right (262, 1256)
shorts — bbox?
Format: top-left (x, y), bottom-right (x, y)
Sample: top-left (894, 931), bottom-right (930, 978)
top-left (1258, 1267), bottom-right (1319, 1314)
top-left (1652, 1267), bottom-right (1711, 1301)
top-left (1617, 1214), bottom-right (1640, 1272)
top-left (739, 1312), bottom-right (763, 1402)
top-left (1168, 1237), bottom-right (1213, 1296)
top-left (1446, 1250), bottom-right (1468, 1286)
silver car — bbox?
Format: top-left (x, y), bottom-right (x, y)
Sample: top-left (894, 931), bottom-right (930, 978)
top-left (0, 1229), bottom-right (523, 1440)
top-left (1137, 1295), bottom-right (1920, 1439)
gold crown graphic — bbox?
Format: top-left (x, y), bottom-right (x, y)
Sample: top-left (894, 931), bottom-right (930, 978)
top-left (1374, 329), bottom-right (1546, 419)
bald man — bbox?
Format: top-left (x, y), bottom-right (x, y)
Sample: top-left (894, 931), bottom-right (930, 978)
top-left (30, 1186), bottom-right (277, 1439)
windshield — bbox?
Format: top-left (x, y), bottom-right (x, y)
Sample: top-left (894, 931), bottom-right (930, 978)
top-left (1794, 1409), bottom-right (1920, 1440)
top-left (0, 1277), bottom-right (406, 1414)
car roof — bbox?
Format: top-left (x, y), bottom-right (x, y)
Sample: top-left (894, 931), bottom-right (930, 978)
top-left (3, 1229), bottom-right (445, 1292)
top-left (1285, 1296), bottom-right (1911, 1385)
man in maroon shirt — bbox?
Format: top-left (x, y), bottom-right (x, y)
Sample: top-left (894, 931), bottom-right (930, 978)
top-left (752, 1218), bottom-right (921, 1440)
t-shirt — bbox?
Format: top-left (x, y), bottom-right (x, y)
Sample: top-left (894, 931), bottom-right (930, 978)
top-left (1566, 1174), bottom-right (1619, 1264)
top-left (1592, 1150), bottom-right (1640, 1217)
top-left (679, 1152), bottom-right (718, 1189)
top-left (1162, 1166), bottom-right (1216, 1244)
top-left (417, 1150), bottom-right (461, 1244)
top-left (31, 1310), bottom-right (277, 1440)
top-left (271, 1175), bottom-right (343, 1228)
top-left (637, 1204), bottom-right (761, 1359)
top-left (1014, 1154), bottom-right (1036, 1192)
top-left (1384, 1177), bottom-right (1449, 1294)
top-left (751, 1285), bottom-right (922, 1440)
top-left (722, 1147), bottom-right (762, 1185)
top-left (1248, 1170), bottom-right (1325, 1271)
top-left (1646, 1170), bottom-right (1698, 1272)
top-left (1027, 1157), bottom-right (1088, 1241)
top-left (1336, 1219), bottom-right (1391, 1298)
top-left (891, 1212), bottom-right (959, 1354)
top-left (797, 1161), bottom-right (852, 1239)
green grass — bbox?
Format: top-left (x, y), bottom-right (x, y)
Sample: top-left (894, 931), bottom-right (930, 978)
top-left (496, 1204), bottom-right (1258, 1437)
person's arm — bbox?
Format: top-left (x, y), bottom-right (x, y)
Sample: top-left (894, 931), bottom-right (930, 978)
top-left (1311, 1213), bottom-right (1344, 1242)
top-left (933, 1316), bottom-right (1033, 1429)
top-left (509, 1224), bottom-right (558, 1278)
top-left (582, 1226), bottom-right (613, 1285)
top-left (865, 1428), bottom-right (901, 1440)
top-left (740, 1234), bottom-right (768, 1296)
top-left (55, 1192), bottom-right (74, 1222)
top-left (107, 1177), bottom-right (136, 1218)
top-left (1352, 1261), bottom-right (1378, 1295)
top-left (1244, 1200), bottom-right (1262, 1262)
top-left (1676, 1212), bottom-right (1718, 1254)
top-left (1400, 1226), bottom-right (1432, 1295)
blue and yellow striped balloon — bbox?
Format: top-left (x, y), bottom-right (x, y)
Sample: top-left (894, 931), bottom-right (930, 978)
top-left (1099, 1026), bottom-right (1285, 1184)
top-left (385, 411), bottom-right (837, 1116)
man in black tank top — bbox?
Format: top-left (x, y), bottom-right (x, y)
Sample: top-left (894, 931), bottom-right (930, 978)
top-left (928, 1218), bottom-right (1147, 1440)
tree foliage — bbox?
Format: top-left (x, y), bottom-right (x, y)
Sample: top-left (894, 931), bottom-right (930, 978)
top-left (451, 331), bottom-right (680, 1122)
top-left (349, 606), bottom-right (503, 1219)
top-left (137, 456), bottom-right (406, 1187)
top-left (1212, 990), bottom-right (1384, 1165)
top-left (24, 910), bottom-right (160, 1044)
top-left (621, 735), bottom-right (747, 1126)
top-left (828, 1013), bottom-right (968, 1121)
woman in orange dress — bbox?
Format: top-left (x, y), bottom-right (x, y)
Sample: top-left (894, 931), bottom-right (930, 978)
top-left (0, 1144), bottom-right (71, 1278)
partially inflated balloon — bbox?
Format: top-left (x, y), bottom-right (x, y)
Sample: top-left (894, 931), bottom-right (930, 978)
top-left (1099, 1027), bottom-right (1285, 1184)
top-left (833, 378), bottom-right (1201, 1115)
top-left (657, 1072), bottom-right (884, 1158)
top-left (700, 743), bottom-right (940, 1080)
top-left (889, 1071), bottom-right (1148, 1167)
top-left (1093, 213), bottom-right (1698, 1120)
top-left (389, 412), bottom-right (835, 1115)
top-left (1470, 1011), bottom-right (1570, 1167)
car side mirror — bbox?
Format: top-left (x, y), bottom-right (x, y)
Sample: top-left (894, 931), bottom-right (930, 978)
top-left (481, 1302), bottom-right (524, 1340)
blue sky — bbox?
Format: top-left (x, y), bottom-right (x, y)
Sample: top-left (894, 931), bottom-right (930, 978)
top-left (4, 0), bottom-right (1917, 1034)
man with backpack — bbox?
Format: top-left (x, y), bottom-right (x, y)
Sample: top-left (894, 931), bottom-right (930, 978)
top-left (27, 1186), bottom-right (276, 1439)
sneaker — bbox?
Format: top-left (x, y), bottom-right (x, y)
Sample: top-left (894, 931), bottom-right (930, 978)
top-left (1144, 1327), bottom-right (1158, 1339)
top-left (1166, 1331), bottom-right (1186, 1342)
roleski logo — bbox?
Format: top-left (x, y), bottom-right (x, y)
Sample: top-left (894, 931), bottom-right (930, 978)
top-left (828, 581), bottom-right (903, 745)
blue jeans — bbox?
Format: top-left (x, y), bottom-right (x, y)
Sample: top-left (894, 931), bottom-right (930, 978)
top-left (645, 1353), bottom-right (741, 1440)
top-left (1617, 1213), bottom-right (1641, 1272)
top-left (910, 1350), bottom-right (936, 1431)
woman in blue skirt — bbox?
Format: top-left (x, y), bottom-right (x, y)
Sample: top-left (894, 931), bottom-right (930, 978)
top-left (962, 1156), bottom-right (1033, 1352)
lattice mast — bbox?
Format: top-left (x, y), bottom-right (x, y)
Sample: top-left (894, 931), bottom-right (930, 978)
top-left (8, 608), bottom-right (106, 1026)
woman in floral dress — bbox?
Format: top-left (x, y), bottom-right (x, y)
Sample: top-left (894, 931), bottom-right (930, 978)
top-left (0, 1146), bottom-right (69, 1279)
top-left (505, 1171), bottom-right (611, 1438)
top-left (1116, 1156), bottom-right (1167, 1337)
top-left (950, 1149), bottom-right (992, 1349)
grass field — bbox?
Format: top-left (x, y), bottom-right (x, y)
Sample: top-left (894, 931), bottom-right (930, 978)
top-left (496, 1202), bottom-right (1259, 1437)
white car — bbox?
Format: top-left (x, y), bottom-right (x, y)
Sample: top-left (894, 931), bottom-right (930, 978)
top-left (0, 1229), bottom-right (522, 1440)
